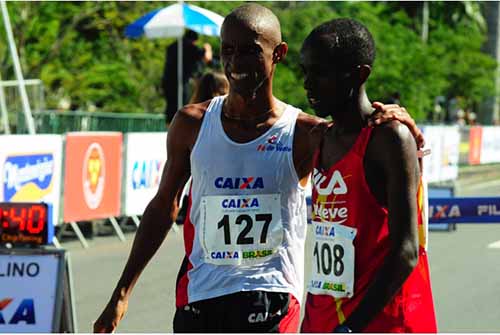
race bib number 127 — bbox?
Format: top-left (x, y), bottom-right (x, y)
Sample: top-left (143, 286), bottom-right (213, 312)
top-left (201, 194), bottom-right (283, 266)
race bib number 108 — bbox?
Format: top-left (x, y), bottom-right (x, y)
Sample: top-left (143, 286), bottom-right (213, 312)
top-left (201, 194), bottom-right (283, 266)
top-left (308, 221), bottom-right (357, 298)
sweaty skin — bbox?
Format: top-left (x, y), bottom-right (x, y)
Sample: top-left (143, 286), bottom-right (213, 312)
top-left (300, 20), bottom-right (424, 332)
top-left (93, 5), bottom-right (422, 333)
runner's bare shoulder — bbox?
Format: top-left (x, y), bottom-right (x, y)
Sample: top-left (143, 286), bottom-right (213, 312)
top-left (296, 111), bottom-right (324, 130)
top-left (295, 112), bottom-right (329, 145)
top-left (169, 100), bottom-right (211, 150)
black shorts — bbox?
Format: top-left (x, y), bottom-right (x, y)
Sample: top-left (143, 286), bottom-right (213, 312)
top-left (173, 291), bottom-right (300, 333)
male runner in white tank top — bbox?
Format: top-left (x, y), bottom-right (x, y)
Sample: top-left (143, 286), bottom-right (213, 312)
top-left (94, 4), bottom-right (423, 333)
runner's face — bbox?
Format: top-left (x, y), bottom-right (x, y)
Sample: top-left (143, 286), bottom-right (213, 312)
top-left (221, 21), bottom-right (275, 99)
top-left (300, 44), bottom-right (353, 119)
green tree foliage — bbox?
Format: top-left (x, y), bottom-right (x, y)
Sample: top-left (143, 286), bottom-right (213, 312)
top-left (0, 1), bottom-right (496, 121)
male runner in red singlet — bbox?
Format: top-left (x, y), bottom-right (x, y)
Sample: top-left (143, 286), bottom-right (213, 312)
top-left (94, 5), bottom-right (423, 333)
top-left (300, 19), bottom-right (437, 333)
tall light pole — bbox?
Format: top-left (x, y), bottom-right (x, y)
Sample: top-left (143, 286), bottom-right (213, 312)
top-left (480, 1), bottom-right (500, 125)
top-left (0, 0), bottom-right (35, 134)
top-left (422, 1), bottom-right (429, 43)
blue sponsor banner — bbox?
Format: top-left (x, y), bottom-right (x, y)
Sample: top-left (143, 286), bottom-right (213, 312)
top-left (429, 197), bottom-right (500, 223)
top-left (307, 196), bottom-right (500, 225)
top-left (3, 153), bottom-right (54, 201)
top-left (2, 153), bottom-right (56, 241)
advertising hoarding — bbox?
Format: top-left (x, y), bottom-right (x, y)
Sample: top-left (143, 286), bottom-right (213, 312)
top-left (123, 132), bottom-right (167, 216)
top-left (422, 126), bottom-right (460, 183)
top-left (479, 126), bottom-right (500, 164)
top-left (468, 126), bottom-right (482, 165)
top-left (0, 251), bottom-right (62, 333)
top-left (63, 132), bottom-right (122, 222)
top-left (0, 135), bottom-right (63, 228)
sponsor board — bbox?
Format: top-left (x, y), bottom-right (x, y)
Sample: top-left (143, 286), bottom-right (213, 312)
top-left (422, 126), bottom-right (460, 183)
top-left (63, 133), bottom-right (122, 222)
top-left (123, 133), bottom-right (167, 216)
top-left (468, 126), bottom-right (482, 165)
top-left (429, 197), bottom-right (500, 223)
top-left (0, 135), bottom-right (63, 227)
top-left (0, 253), bottom-right (60, 332)
top-left (479, 126), bottom-right (500, 164)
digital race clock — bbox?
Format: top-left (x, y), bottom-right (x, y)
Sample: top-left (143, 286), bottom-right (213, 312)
top-left (0, 202), bottom-right (50, 246)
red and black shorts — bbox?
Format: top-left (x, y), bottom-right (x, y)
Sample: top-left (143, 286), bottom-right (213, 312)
top-left (173, 291), bottom-right (300, 333)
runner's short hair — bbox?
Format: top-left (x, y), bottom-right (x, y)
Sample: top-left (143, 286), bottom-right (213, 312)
top-left (303, 18), bottom-right (375, 69)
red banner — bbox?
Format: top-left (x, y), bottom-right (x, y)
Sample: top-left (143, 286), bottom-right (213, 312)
top-left (468, 126), bottom-right (482, 165)
top-left (63, 133), bottom-right (122, 222)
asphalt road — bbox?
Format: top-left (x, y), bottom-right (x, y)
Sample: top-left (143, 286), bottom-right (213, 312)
top-left (62, 169), bottom-right (500, 333)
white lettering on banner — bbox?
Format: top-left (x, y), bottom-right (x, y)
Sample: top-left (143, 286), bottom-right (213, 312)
top-left (478, 205), bottom-right (500, 216)
top-left (4, 160), bottom-right (54, 191)
top-left (313, 169), bottom-right (347, 196)
top-left (0, 135), bottom-right (63, 228)
top-left (429, 204), bottom-right (461, 219)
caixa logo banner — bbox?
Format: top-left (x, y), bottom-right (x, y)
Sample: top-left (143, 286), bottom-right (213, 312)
top-left (0, 298), bottom-right (35, 325)
top-left (429, 197), bottom-right (500, 223)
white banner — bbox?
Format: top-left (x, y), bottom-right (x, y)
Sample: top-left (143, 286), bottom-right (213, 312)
top-left (422, 126), bottom-right (460, 183)
top-left (422, 126), bottom-right (443, 183)
top-left (0, 135), bottom-right (63, 227)
top-left (480, 126), bottom-right (500, 164)
top-left (0, 253), bottom-right (60, 332)
top-left (440, 125), bottom-right (461, 181)
top-left (123, 132), bottom-right (167, 216)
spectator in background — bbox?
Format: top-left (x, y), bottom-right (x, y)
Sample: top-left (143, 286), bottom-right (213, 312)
top-left (468, 111), bottom-right (477, 125)
top-left (162, 29), bottom-right (213, 125)
top-left (456, 109), bottom-right (466, 126)
top-left (189, 71), bottom-right (229, 104)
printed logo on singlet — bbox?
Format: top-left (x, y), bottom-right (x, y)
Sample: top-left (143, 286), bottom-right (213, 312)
top-left (221, 197), bottom-right (260, 209)
top-left (312, 169), bottom-right (348, 224)
top-left (256, 134), bottom-right (291, 153)
top-left (312, 168), bottom-right (347, 195)
top-left (214, 177), bottom-right (264, 189)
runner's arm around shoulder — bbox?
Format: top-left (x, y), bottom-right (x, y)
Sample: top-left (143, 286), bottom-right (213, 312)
top-left (293, 112), bottom-right (329, 185)
top-left (93, 106), bottom-right (200, 333)
top-left (342, 121), bottom-right (420, 333)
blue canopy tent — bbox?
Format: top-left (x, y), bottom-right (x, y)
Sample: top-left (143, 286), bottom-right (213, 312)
top-left (125, 3), bottom-right (224, 111)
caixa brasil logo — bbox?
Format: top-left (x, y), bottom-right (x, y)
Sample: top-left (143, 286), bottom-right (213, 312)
top-left (82, 143), bottom-right (105, 209)
top-left (214, 177), bottom-right (264, 189)
top-left (0, 298), bottom-right (35, 325)
top-left (221, 197), bottom-right (260, 209)
top-left (2, 153), bottom-right (54, 202)
top-left (257, 134), bottom-right (291, 153)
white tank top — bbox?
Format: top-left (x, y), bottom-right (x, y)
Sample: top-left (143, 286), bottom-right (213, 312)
top-left (185, 95), bottom-right (307, 304)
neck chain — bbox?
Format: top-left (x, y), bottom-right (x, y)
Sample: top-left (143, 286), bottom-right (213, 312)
top-left (222, 103), bottom-right (275, 122)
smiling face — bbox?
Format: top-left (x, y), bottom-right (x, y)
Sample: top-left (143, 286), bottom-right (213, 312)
top-left (220, 19), bottom-right (277, 100)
